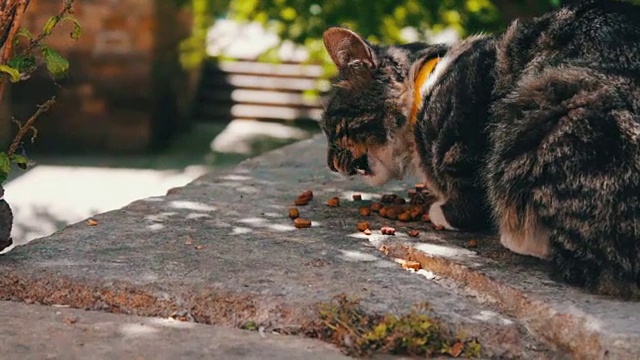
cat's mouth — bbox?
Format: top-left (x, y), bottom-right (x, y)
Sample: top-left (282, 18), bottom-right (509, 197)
top-left (351, 154), bottom-right (373, 176)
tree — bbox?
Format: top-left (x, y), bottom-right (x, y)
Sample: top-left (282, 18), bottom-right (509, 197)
top-left (0, 0), bottom-right (80, 250)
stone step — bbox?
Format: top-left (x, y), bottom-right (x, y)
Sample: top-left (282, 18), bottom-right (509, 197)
top-left (2, 135), bottom-right (633, 358)
top-left (0, 301), bottom-right (350, 360)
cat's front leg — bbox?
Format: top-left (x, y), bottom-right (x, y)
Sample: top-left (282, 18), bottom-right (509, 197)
top-left (427, 191), bottom-right (492, 231)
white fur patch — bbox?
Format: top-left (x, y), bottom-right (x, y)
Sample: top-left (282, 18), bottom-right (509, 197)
top-left (428, 200), bottom-right (458, 231)
top-left (500, 227), bottom-right (550, 260)
top-left (420, 55), bottom-right (452, 98)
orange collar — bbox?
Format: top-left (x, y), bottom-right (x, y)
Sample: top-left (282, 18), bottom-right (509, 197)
top-left (409, 57), bottom-right (440, 126)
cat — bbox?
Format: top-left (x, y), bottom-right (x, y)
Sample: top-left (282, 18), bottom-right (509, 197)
top-left (320, 0), bottom-right (640, 298)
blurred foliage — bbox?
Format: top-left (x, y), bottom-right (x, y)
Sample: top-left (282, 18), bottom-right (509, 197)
top-left (176, 0), bottom-right (640, 71)
top-left (175, 0), bottom-right (558, 69)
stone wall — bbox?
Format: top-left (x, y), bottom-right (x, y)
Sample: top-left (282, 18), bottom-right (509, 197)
top-left (6, 0), bottom-right (194, 154)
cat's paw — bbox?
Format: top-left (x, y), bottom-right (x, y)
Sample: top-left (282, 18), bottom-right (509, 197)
top-left (428, 200), bottom-right (458, 231)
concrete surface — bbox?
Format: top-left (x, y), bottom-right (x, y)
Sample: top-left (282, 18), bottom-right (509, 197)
top-left (1, 134), bottom-right (636, 359)
top-left (2, 121), bottom-right (317, 248)
top-left (0, 301), bottom-right (350, 360)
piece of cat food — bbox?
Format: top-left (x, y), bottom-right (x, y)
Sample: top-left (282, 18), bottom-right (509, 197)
top-left (379, 206), bottom-right (388, 217)
top-left (466, 239), bottom-right (478, 248)
top-left (381, 226), bottom-right (396, 235)
top-left (394, 197), bottom-right (407, 205)
top-left (294, 189), bottom-right (314, 205)
top-left (409, 205), bottom-right (425, 219)
top-left (381, 194), bottom-right (397, 203)
top-left (415, 183), bottom-right (426, 192)
top-left (352, 194), bottom-right (362, 201)
top-left (385, 208), bottom-right (398, 220)
top-left (288, 207), bottom-right (300, 219)
top-left (357, 221), bottom-right (371, 232)
top-left (397, 259), bottom-right (421, 270)
top-left (408, 230), bottom-right (420, 237)
top-left (370, 202), bottom-right (383, 212)
top-left (359, 206), bottom-right (371, 216)
top-left (327, 197), bottom-right (340, 207)
top-left (363, 229), bottom-right (372, 235)
top-left (433, 224), bottom-right (444, 231)
top-left (421, 213), bottom-right (431, 222)
top-left (398, 212), bottom-right (412, 222)
top-left (299, 189), bottom-right (313, 200)
top-left (86, 218), bottom-right (98, 226)
top-left (294, 218), bottom-right (312, 228)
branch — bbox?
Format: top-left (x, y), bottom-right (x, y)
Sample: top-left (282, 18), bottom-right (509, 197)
top-left (0, 0), bottom-right (28, 103)
top-left (24, 0), bottom-right (75, 55)
top-left (7, 96), bottom-right (55, 156)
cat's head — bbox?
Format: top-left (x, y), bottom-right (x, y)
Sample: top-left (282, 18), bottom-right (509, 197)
top-left (320, 27), bottom-right (448, 186)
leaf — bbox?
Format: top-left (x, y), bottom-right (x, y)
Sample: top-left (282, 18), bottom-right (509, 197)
top-left (62, 15), bottom-right (82, 40)
top-left (16, 27), bottom-right (33, 40)
top-left (41, 46), bottom-right (69, 79)
top-left (0, 65), bottom-right (21, 82)
top-left (0, 153), bottom-right (10, 183)
top-left (8, 55), bottom-right (37, 74)
top-left (42, 16), bottom-right (59, 36)
top-left (9, 154), bottom-right (29, 170)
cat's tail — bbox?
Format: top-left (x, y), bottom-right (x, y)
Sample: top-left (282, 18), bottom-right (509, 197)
top-left (487, 66), bottom-right (640, 298)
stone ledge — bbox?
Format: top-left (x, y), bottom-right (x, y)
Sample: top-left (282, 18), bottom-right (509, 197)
top-left (1, 135), bottom-right (633, 358)
top-left (0, 301), bottom-right (350, 360)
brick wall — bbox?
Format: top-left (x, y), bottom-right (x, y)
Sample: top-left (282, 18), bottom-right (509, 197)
top-left (5, 0), bottom-right (194, 154)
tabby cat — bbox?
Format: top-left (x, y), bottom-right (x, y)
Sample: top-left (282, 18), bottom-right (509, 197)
top-left (320, 0), bottom-right (640, 298)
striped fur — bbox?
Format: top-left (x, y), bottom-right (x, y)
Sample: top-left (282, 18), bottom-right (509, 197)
top-left (321, 0), bottom-right (640, 299)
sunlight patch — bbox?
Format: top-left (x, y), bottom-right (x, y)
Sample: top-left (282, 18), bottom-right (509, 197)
top-left (147, 223), bottom-right (165, 231)
top-left (413, 242), bottom-right (477, 259)
top-left (148, 317), bottom-right (196, 329)
top-left (119, 323), bottom-right (160, 337)
top-left (340, 250), bottom-right (379, 262)
top-left (168, 201), bottom-right (217, 212)
top-left (232, 226), bottom-right (253, 235)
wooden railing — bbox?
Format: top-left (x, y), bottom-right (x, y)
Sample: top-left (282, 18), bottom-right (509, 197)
top-left (192, 59), bottom-right (328, 122)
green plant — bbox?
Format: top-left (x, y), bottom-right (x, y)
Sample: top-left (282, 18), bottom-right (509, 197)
top-left (0, 0), bottom-right (80, 183)
top-left (306, 294), bottom-right (481, 358)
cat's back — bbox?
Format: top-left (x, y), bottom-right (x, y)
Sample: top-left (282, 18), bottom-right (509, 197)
top-left (495, 0), bottom-right (640, 95)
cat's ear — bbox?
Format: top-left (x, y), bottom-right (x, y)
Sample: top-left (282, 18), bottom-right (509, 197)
top-left (323, 27), bottom-right (377, 70)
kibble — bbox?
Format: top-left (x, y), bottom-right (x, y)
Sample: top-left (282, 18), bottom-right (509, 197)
top-left (363, 229), bottom-right (372, 235)
top-left (370, 202), bottom-right (383, 212)
top-left (356, 221), bottom-right (371, 232)
top-left (294, 218), bottom-right (312, 228)
top-left (359, 206), bottom-right (371, 216)
top-left (408, 230), bottom-right (420, 237)
top-left (466, 239), bottom-right (478, 248)
top-left (398, 212), bottom-right (412, 222)
top-left (295, 190), bottom-right (314, 205)
top-left (385, 208), bottom-right (398, 220)
top-left (327, 197), bottom-right (340, 207)
top-left (381, 226), bottom-right (396, 235)
top-left (288, 207), bottom-right (300, 219)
